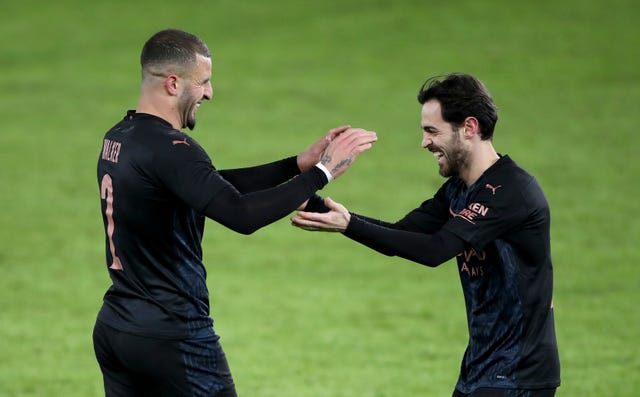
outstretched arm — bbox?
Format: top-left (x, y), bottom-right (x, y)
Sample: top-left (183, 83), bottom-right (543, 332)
top-left (218, 125), bottom-right (353, 193)
top-left (219, 125), bottom-right (376, 193)
top-left (292, 197), bottom-right (465, 267)
top-left (218, 157), bottom-right (300, 193)
top-left (164, 128), bottom-right (377, 235)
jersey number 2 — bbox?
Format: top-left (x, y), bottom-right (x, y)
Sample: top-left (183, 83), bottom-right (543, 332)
top-left (101, 174), bottom-right (123, 271)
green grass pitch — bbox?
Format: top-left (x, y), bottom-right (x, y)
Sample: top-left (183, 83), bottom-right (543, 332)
top-left (0, 0), bottom-right (638, 395)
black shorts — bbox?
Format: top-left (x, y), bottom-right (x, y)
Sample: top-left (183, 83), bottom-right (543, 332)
top-left (93, 320), bottom-right (237, 397)
top-left (452, 388), bottom-right (556, 397)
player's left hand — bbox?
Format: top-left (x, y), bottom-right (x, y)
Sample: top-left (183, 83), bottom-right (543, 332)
top-left (291, 197), bottom-right (350, 232)
top-left (296, 125), bottom-right (350, 171)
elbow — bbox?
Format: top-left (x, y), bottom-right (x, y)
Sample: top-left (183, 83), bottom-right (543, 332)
top-left (208, 204), bottom-right (263, 235)
top-left (217, 213), bottom-right (262, 235)
top-left (419, 254), bottom-right (449, 268)
top-left (231, 223), bottom-right (260, 235)
top-left (404, 255), bottom-right (443, 268)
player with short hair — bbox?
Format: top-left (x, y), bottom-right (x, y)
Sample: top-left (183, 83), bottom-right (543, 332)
top-left (94, 28), bottom-right (377, 397)
top-left (292, 73), bottom-right (561, 397)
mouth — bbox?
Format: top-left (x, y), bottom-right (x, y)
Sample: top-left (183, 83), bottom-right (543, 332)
top-left (432, 151), bottom-right (445, 165)
top-left (192, 102), bottom-right (202, 116)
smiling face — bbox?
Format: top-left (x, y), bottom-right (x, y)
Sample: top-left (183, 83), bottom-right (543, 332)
top-left (421, 99), bottom-right (470, 178)
top-left (178, 54), bottom-right (213, 130)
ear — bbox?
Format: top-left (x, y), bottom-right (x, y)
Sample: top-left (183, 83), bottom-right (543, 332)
top-left (164, 74), bottom-right (180, 96)
top-left (462, 117), bottom-right (480, 139)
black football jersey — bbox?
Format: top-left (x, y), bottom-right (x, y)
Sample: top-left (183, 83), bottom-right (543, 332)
top-left (344, 156), bottom-right (560, 391)
top-left (97, 111), bottom-right (326, 338)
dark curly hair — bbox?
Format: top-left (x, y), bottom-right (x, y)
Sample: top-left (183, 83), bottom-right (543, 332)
top-left (417, 73), bottom-right (498, 140)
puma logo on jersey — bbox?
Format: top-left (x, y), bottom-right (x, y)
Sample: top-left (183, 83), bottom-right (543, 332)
top-left (172, 138), bottom-right (190, 146)
top-left (485, 183), bottom-right (502, 195)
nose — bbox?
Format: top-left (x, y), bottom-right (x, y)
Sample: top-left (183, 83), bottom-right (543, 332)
top-left (203, 82), bottom-right (213, 101)
top-left (422, 133), bottom-right (432, 149)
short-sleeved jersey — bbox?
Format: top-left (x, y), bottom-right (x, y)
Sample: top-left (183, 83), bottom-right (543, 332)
top-left (407, 156), bottom-right (560, 391)
top-left (97, 111), bottom-right (326, 339)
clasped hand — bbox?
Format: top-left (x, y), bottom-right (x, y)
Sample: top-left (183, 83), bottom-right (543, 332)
top-left (291, 197), bottom-right (351, 232)
top-left (297, 125), bottom-right (377, 180)
top-left (293, 125), bottom-right (375, 230)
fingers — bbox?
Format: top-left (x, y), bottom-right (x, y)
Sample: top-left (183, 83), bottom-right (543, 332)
top-left (327, 125), bottom-right (351, 140)
top-left (326, 129), bottom-right (377, 156)
top-left (323, 127), bottom-right (377, 156)
top-left (321, 128), bottom-right (377, 179)
top-left (324, 197), bottom-right (336, 208)
top-left (331, 127), bottom-right (377, 146)
top-left (291, 197), bottom-right (350, 232)
top-left (297, 125), bottom-right (352, 172)
top-left (291, 210), bottom-right (330, 228)
top-left (336, 129), bottom-right (377, 156)
top-left (293, 210), bottom-right (325, 223)
top-left (290, 212), bottom-right (326, 231)
top-left (324, 197), bottom-right (343, 212)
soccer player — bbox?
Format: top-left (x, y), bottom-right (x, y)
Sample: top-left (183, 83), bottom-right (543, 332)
top-left (94, 28), bottom-right (377, 397)
top-left (292, 73), bottom-right (561, 397)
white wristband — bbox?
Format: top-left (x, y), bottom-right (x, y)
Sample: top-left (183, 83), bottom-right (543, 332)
top-left (315, 162), bottom-right (333, 182)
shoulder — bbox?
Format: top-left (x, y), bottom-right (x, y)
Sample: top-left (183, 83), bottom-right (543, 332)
top-left (481, 156), bottom-right (548, 210)
top-left (122, 115), bottom-right (213, 172)
top-left (134, 121), bottom-right (209, 160)
top-left (484, 156), bottom-right (535, 188)
top-left (123, 113), bottom-right (206, 153)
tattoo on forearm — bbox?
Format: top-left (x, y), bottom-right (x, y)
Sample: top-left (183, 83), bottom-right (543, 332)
top-left (331, 157), bottom-right (352, 174)
top-left (321, 153), bottom-right (332, 164)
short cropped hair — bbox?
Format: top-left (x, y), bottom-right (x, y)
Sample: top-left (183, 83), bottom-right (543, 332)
top-left (417, 73), bottom-right (498, 140)
top-left (140, 29), bottom-right (211, 79)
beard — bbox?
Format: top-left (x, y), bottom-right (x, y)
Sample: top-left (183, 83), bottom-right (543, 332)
top-left (185, 110), bottom-right (196, 130)
top-left (178, 91), bottom-right (198, 130)
top-left (438, 130), bottom-right (470, 178)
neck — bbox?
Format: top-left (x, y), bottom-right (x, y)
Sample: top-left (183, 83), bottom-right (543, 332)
top-left (136, 88), bottom-right (182, 130)
top-left (460, 141), bottom-right (499, 186)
